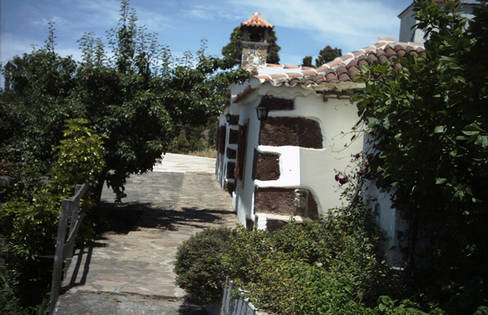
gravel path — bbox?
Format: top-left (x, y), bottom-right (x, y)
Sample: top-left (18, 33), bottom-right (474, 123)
top-left (55, 154), bottom-right (236, 314)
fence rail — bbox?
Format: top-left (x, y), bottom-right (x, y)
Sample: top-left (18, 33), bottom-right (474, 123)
top-left (49, 184), bottom-right (88, 315)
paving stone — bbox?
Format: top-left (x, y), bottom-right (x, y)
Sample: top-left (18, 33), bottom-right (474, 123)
top-left (56, 155), bottom-right (236, 314)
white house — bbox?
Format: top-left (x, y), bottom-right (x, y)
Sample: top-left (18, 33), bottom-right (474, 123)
top-left (215, 11), bottom-right (428, 265)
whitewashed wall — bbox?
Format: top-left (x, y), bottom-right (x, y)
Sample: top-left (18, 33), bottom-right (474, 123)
top-left (231, 83), bottom-right (365, 226)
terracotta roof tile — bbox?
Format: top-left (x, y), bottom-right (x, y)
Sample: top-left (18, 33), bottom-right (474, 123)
top-left (270, 73), bottom-right (287, 79)
top-left (337, 66), bottom-right (348, 74)
top-left (241, 12), bottom-right (274, 28)
top-left (326, 72), bottom-right (338, 81)
top-left (367, 54), bottom-right (379, 63)
top-left (379, 55), bottom-right (389, 63)
top-left (287, 72), bottom-right (303, 78)
top-left (358, 58), bottom-right (369, 68)
top-left (346, 59), bottom-right (358, 69)
top-left (352, 50), bottom-right (364, 57)
top-left (339, 73), bottom-right (352, 81)
top-left (302, 70), bottom-right (318, 76)
top-left (341, 54), bottom-right (354, 62)
top-left (245, 39), bottom-right (425, 89)
top-left (385, 47), bottom-right (396, 57)
top-left (349, 66), bottom-right (361, 76)
top-left (316, 64), bottom-right (330, 72)
top-left (255, 75), bottom-right (272, 81)
top-left (327, 58), bottom-right (344, 68)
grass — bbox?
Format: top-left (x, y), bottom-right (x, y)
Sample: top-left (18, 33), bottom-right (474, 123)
top-left (186, 149), bottom-right (217, 158)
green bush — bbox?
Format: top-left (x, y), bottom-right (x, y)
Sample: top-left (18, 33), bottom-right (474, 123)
top-left (174, 227), bottom-right (234, 304)
top-left (223, 203), bottom-right (395, 314)
top-left (0, 272), bottom-right (30, 315)
top-left (176, 201), bottom-right (476, 313)
top-left (175, 202), bottom-right (404, 313)
top-left (0, 118), bottom-right (105, 306)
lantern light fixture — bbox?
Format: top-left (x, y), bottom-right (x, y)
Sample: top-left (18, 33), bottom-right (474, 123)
top-left (256, 103), bottom-right (269, 121)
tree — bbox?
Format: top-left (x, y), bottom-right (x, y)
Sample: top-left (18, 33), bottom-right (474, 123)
top-left (353, 1), bottom-right (488, 312)
top-left (222, 26), bottom-right (280, 65)
top-left (302, 56), bottom-right (313, 67)
top-left (315, 45), bottom-right (342, 67)
top-left (1, 0), bottom-right (248, 202)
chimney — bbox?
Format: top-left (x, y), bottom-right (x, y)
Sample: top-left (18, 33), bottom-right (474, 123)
top-left (240, 12), bottom-right (274, 69)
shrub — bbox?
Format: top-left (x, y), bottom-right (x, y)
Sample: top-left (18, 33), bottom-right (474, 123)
top-left (175, 202), bottom-right (401, 313)
top-left (0, 272), bottom-right (29, 315)
top-left (222, 203), bottom-right (395, 314)
top-left (174, 227), bottom-right (234, 304)
top-left (0, 118), bottom-right (105, 306)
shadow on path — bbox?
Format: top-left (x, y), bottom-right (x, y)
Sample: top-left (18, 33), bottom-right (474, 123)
top-left (95, 202), bottom-right (234, 234)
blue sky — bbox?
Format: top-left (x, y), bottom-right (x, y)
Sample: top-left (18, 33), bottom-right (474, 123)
top-left (1, 0), bottom-right (413, 67)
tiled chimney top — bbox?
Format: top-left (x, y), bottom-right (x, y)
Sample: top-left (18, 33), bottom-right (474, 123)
top-left (241, 12), bottom-right (274, 28)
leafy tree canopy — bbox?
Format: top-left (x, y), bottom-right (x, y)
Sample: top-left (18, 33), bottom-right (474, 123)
top-left (315, 45), bottom-right (342, 67)
top-left (353, 1), bottom-right (488, 312)
top-left (0, 0), bottom-right (248, 201)
top-left (302, 56), bottom-right (313, 67)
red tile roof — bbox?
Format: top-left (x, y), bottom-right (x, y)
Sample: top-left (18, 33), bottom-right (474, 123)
top-left (251, 39), bottom-right (425, 88)
top-left (241, 12), bottom-right (274, 28)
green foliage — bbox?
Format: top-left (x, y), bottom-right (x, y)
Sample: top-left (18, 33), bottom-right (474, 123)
top-left (315, 45), bottom-right (342, 67)
top-left (175, 202), bottom-right (410, 314)
top-left (1, 0), bottom-right (248, 202)
top-left (302, 55), bottom-right (313, 67)
top-left (0, 272), bottom-right (30, 315)
top-left (375, 296), bottom-right (432, 315)
top-left (222, 26), bottom-right (280, 65)
top-left (48, 118), bottom-right (105, 196)
top-left (0, 0), bottom-right (248, 308)
top-left (352, 1), bottom-right (488, 313)
top-left (174, 227), bottom-right (234, 304)
top-left (0, 119), bottom-right (105, 306)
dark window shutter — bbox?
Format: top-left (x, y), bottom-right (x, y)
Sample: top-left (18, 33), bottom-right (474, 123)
top-left (236, 122), bottom-right (249, 181)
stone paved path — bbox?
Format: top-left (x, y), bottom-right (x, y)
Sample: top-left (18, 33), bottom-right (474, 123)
top-left (55, 154), bottom-right (236, 314)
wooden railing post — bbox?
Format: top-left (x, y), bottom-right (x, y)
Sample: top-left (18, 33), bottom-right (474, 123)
top-left (49, 183), bottom-right (88, 315)
top-left (50, 200), bottom-right (71, 315)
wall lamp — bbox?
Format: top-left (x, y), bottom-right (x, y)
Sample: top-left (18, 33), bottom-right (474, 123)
top-left (225, 113), bottom-right (232, 123)
top-left (256, 103), bottom-right (269, 121)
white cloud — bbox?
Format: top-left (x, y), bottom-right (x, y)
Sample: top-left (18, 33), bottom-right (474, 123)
top-left (0, 33), bottom-right (82, 65)
top-left (183, 4), bottom-right (245, 22)
top-left (184, 6), bottom-right (214, 20)
top-left (31, 16), bottom-right (66, 27)
top-left (0, 33), bottom-right (41, 64)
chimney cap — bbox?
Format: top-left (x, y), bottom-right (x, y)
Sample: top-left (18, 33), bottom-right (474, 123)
top-left (241, 12), bottom-right (274, 28)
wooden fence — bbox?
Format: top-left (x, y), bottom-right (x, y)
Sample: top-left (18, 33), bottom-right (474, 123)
top-left (49, 184), bottom-right (88, 315)
top-left (221, 279), bottom-right (265, 315)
